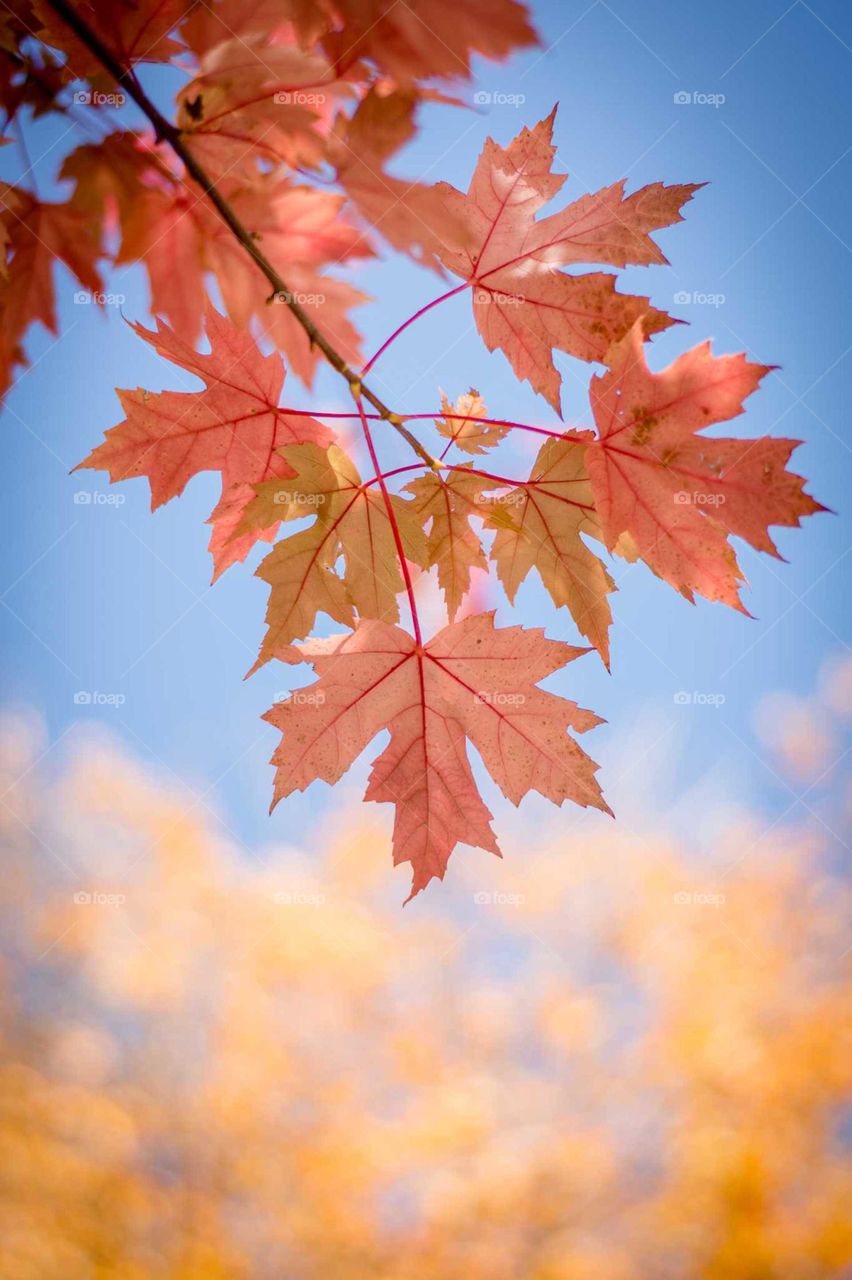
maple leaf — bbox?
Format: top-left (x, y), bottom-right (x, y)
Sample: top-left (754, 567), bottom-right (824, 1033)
top-left (176, 38), bottom-right (340, 179)
top-left (243, 442), bottom-right (427, 666)
top-left (434, 388), bottom-right (510, 455)
top-left (316, 0), bottom-right (538, 84)
top-left (0, 36), bottom-right (66, 123)
top-left (207, 180), bottom-right (373, 299)
top-left (109, 178), bottom-right (209, 344)
top-left (585, 321), bottom-right (827, 609)
top-left (33, 0), bottom-right (187, 77)
top-left (76, 307), bottom-right (332, 577)
top-left (60, 132), bottom-right (181, 308)
top-left (116, 173), bottom-right (369, 377)
top-left (179, 0), bottom-right (296, 57)
top-left (329, 87), bottom-right (471, 272)
top-left (265, 612), bottom-right (607, 899)
top-left (404, 466), bottom-right (500, 621)
top-left (60, 131), bottom-right (172, 233)
top-left (206, 482), bottom-right (283, 581)
top-left (259, 267), bottom-right (368, 386)
top-left (432, 108), bottom-right (702, 412)
top-left (0, 186), bottom-right (102, 394)
top-left (484, 431), bottom-right (615, 666)
top-left (205, 179), bottom-right (371, 381)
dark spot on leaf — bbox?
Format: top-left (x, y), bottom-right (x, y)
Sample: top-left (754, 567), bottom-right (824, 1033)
top-left (630, 406), bottom-right (658, 446)
top-left (184, 94), bottom-right (204, 123)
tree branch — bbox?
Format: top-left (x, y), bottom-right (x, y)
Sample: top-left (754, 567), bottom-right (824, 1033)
top-left (41, 0), bottom-right (435, 469)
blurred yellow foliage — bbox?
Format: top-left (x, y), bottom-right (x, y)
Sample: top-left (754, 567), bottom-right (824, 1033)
top-left (0, 668), bottom-right (849, 1279)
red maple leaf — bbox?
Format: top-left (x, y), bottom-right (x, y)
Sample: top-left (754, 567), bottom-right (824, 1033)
top-left (585, 321), bottom-right (827, 609)
top-left (0, 186), bottom-right (102, 395)
top-left (76, 307), bottom-right (332, 578)
top-left (34, 0), bottom-right (188, 76)
top-left (266, 613), bottom-right (609, 900)
top-left (433, 108), bottom-right (701, 412)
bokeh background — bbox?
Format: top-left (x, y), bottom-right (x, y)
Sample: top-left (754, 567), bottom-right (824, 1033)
top-left (0, 664), bottom-right (850, 1276)
top-left (0, 2), bottom-right (851, 1272)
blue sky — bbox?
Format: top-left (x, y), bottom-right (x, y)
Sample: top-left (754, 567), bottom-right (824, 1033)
top-left (1, 0), bottom-right (849, 877)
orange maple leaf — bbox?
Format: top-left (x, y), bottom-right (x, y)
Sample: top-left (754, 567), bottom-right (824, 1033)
top-left (484, 431), bottom-right (615, 666)
top-left (243, 441), bottom-right (428, 665)
top-left (404, 465), bottom-right (500, 622)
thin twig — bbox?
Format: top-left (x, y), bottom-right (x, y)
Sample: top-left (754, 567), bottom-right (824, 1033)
top-left (41, 0), bottom-right (435, 468)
